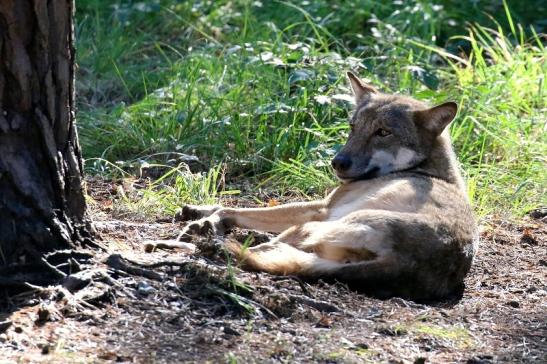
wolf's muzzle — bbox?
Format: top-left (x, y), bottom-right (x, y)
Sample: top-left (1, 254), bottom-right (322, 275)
top-left (331, 154), bottom-right (352, 172)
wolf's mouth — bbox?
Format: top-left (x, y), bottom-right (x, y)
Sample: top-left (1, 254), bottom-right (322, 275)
top-left (354, 166), bottom-right (381, 180)
top-left (335, 166), bottom-right (380, 182)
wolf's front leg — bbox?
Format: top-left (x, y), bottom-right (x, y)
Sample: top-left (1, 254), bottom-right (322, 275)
top-left (179, 200), bottom-right (329, 236)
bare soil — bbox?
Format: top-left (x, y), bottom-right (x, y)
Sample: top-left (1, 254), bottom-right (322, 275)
top-left (1, 178), bottom-right (546, 363)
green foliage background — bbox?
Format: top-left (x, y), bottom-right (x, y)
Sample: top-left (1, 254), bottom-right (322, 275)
top-left (76, 0), bottom-right (546, 218)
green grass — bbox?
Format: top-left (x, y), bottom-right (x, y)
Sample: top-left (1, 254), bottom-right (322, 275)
top-left (412, 322), bottom-right (474, 349)
top-left (77, 0), bottom-right (546, 219)
top-left (107, 164), bottom-right (231, 220)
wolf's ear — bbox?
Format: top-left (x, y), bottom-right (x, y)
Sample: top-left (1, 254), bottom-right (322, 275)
top-left (346, 71), bottom-right (378, 103)
top-left (414, 102), bottom-right (458, 136)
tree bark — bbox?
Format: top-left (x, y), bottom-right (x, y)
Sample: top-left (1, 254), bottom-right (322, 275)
top-left (0, 0), bottom-right (94, 285)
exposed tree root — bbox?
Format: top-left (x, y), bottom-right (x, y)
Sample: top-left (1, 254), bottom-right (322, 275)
top-left (0, 248), bottom-right (98, 290)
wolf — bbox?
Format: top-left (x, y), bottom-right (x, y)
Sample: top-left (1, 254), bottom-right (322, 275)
top-left (170, 72), bottom-right (478, 301)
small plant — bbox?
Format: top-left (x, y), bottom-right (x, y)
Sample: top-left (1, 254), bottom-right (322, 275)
top-left (224, 235), bottom-right (254, 294)
top-left (146, 163), bottom-right (239, 215)
top-left (99, 163), bottom-right (239, 220)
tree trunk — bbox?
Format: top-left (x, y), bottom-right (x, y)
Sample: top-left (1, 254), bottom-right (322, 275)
top-left (0, 0), bottom-right (94, 286)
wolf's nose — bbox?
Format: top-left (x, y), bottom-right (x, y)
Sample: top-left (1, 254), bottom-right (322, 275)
top-left (331, 155), bottom-right (352, 171)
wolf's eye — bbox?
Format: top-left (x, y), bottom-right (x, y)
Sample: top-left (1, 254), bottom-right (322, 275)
top-left (375, 128), bottom-right (391, 137)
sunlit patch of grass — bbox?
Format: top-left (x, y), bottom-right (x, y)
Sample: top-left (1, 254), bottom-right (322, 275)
top-left (150, 163), bottom-right (231, 211)
top-left (265, 158), bottom-right (337, 197)
top-left (225, 352), bottom-right (240, 364)
top-left (106, 164), bottom-right (238, 220)
top-left (412, 323), bottom-right (475, 349)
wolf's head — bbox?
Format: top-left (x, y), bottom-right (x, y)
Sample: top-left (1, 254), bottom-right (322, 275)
top-left (332, 71), bottom-right (458, 182)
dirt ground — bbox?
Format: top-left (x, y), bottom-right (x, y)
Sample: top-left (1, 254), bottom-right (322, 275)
top-left (1, 179), bottom-right (546, 363)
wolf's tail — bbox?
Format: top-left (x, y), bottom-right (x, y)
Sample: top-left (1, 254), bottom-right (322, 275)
top-left (224, 239), bottom-right (340, 275)
top-left (225, 239), bottom-right (392, 278)
top-left (225, 239), bottom-right (418, 299)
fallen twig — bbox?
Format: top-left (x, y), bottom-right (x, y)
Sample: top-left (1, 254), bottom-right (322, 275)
top-left (105, 254), bottom-right (163, 281)
top-left (143, 239), bottom-right (196, 253)
top-left (208, 285), bottom-right (279, 320)
top-left (271, 275), bottom-right (312, 296)
top-left (288, 294), bottom-right (343, 314)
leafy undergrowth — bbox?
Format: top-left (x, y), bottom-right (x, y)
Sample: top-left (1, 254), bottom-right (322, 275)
top-left (77, 0), bottom-right (546, 219)
top-left (1, 178), bottom-right (546, 363)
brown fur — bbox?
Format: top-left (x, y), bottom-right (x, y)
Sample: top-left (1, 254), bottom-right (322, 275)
top-left (176, 72), bottom-right (478, 301)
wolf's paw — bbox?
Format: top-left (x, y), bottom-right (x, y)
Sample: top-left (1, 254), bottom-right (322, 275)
top-left (182, 217), bottom-right (217, 236)
top-left (175, 204), bottom-right (221, 222)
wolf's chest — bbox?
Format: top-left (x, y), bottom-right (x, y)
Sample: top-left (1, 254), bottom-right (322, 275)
top-left (325, 179), bottom-right (419, 221)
